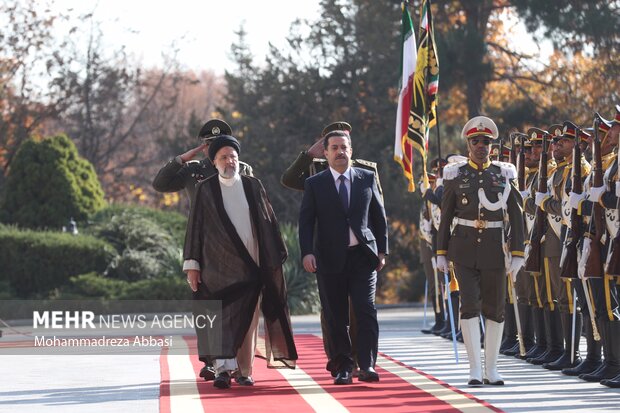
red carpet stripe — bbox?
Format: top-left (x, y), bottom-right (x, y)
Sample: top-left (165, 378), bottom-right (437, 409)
top-left (159, 345), bottom-right (171, 413)
top-left (184, 336), bottom-right (315, 413)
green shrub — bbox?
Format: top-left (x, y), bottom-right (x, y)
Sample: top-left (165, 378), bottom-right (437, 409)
top-left (57, 272), bottom-right (189, 300)
top-left (0, 135), bottom-right (106, 229)
top-left (87, 208), bottom-right (182, 280)
top-left (0, 227), bottom-right (116, 298)
top-left (280, 222), bottom-right (321, 315)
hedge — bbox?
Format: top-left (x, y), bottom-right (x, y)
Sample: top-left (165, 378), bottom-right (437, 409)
top-left (0, 226), bottom-right (116, 298)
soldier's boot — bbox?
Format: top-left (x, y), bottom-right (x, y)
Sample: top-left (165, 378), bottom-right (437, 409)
top-left (563, 314), bottom-right (602, 376)
top-left (543, 311), bottom-right (582, 370)
top-left (523, 306), bottom-right (547, 361)
top-left (461, 317), bottom-right (482, 386)
top-left (601, 372), bottom-right (620, 388)
top-left (500, 302), bottom-right (517, 354)
top-left (435, 299), bottom-right (451, 336)
top-left (441, 292), bottom-right (460, 340)
top-left (422, 308), bottom-right (444, 334)
top-left (580, 320), bottom-right (620, 382)
top-left (515, 303), bottom-right (536, 357)
top-left (530, 309), bottom-right (564, 365)
top-left (483, 320), bottom-right (505, 385)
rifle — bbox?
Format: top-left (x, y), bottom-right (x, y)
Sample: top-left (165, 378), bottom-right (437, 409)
top-left (509, 133), bottom-right (517, 166)
top-left (516, 134), bottom-right (526, 191)
top-left (606, 154), bottom-right (620, 275)
top-left (525, 132), bottom-right (548, 272)
top-left (560, 124), bottom-right (583, 279)
top-left (584, 116), bottom-right (605, 277)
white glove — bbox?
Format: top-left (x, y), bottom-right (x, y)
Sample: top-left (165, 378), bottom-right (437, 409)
top-left (616, 181), bottom-right (620, 196)
top-left (589, 185), bottom-right (606, 203)
top-left (431, 256), bottom-right (437, 271)
top-left (578, 238), bottom-right (591, 280)
top-left (535, 191), bottom-right (549, 207)
top-left (436, 255), bottom-right (449, 273)
top-left (568, 191), bottom-right (587, 210)
top-left (508, 256), bottom-right (524, 282)
top-left (435, 178), bottom-right (444, 188)
top-left (520, 190), bottom-right (530, 200)
top-left (419, 180), bottom-right (430, 195)
top-left (421, 219), bottom-right (432, 234)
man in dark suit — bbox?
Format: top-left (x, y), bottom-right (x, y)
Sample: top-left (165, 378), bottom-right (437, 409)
top-left (299, 122), bottom-right (388, 385)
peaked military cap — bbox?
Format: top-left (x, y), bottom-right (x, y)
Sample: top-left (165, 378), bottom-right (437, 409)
top-left (548, 124), bottom-right (564, 142)
top-left (461, 116), bottom-right (499, 140)
top-left (198, 119), bottom-right (232, 141)
top-left (562, 121), bottom-right (590, 142)
top-left (490, 144), bottom-right (510, 158)
top-left (322, 121), bottom-right (352, 138)
top-left (430, 157), bottom-right (448, 169)
top-left (526, 127), bottom-right (548, 144)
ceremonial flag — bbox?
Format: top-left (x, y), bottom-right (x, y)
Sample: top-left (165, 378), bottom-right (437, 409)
top-left (395, 0), bottom-right (439, 192)
top-left (394, 3), bottom-right (417, 192)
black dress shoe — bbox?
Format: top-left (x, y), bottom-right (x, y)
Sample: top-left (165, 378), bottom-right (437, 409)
top-left (334, 370), bottom-right (353, 385)
top-left (199, 365), bottom-right (215, 381)
top-left (213, 372), bottom-right (231, 389)
top-left (235, 376), bottom-right (255, 386)
top-left (358, 368), bottom-right (379, 382)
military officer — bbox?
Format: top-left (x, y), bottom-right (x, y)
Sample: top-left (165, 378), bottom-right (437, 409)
top-left (535, 122), bottom-right (591, 370)
top-left (436, 116), bottom-right (525, 386)
top-left (152, 119), bottom-right (253, 207)
top-left (583, 106), bottom-right (620, 385)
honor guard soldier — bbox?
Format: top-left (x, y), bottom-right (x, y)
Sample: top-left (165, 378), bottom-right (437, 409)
top-left (152, 119), bottom-right (253, 208)
top-left (436, 116), bottom-right (525, 386)
top-left (583, 106), bottom-right (620, 386)
top-left (536, 122), bottom-right (591, 370)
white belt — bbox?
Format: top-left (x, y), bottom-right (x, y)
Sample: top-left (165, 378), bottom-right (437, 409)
top-left (456, 218), bottom-right (503, 229)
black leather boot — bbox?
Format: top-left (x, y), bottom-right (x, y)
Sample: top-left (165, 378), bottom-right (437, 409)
top-left (422, 307), bottom-right (445, 334)
top-left (562, 314), bottom-right (602, 376)
top-left (543, 311), bottom-right (582, 370)
top-left (500, 302), bottom-right (518, 354)
top-left (580, 320), bottom-right (620, 382)
top-left (530, 309), bottom-right (563, 365)
top-left (440, 292), bottom-right (460, 340)
top-left (522, 306), bottom-right (547, 361)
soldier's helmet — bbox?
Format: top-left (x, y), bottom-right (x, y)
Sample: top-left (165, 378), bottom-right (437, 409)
top-left (198, 119), bottom-right (232, 142)
top-left (461, 116), bottom-right (499, 140)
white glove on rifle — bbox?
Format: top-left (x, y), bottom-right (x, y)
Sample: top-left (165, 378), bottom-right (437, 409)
top-left (535, 191), bottom-right (549, 207)
top-left (435, 178), bottom-right (444, 188)
top-left (578, 238), bottom-right (591, 280)
top-left (508, 256), bottom-right (524, 283)
top-left (568, 191), bottom-right (587, 210)
top-left (589, 185), bottom-right (606, 203)
top-left (431, 256), bottom-right (437, 271)
top-left (520, 190), bottom-right (530, 200)
top-left (419, 180), bottom-right (430, 195)
top-left (436, 255), bottom-right (449, 273)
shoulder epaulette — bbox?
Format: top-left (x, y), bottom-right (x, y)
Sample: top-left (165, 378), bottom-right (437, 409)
top-left (443, 161), bottom-right (467, 180)
top-left (491, 160), bottom-right (517, 180)
top-left (353, 158), bottom-right (377, 169)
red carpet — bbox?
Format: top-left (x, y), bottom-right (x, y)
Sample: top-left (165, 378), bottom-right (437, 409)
top-left (159, 334), bottom-right (502, 413)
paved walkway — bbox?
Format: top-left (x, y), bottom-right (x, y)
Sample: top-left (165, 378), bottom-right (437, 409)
top-left (0, 307), bottom-right (618, 412)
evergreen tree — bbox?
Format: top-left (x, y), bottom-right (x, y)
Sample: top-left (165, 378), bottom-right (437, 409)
top-left (0, 135), bottom-right (106, 229)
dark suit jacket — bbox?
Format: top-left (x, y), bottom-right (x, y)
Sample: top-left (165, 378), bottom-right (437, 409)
top-left (299, 167), bottom-right (388, 274)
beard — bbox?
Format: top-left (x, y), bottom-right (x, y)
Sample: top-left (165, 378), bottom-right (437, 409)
top-left (217, 163), bottom-right (239, 179)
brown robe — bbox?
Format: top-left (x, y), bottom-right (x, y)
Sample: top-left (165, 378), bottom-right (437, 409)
top-left (184, 174), bottom-right (297, 367)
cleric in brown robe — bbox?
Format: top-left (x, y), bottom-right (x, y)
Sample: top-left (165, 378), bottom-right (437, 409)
top-left (183, 135), bottom-right (297, 389)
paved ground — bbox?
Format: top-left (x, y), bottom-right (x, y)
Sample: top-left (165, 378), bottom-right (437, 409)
top-left (0, 307), bottom-right (618, 412)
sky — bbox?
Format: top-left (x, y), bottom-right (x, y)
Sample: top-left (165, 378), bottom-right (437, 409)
top-left (52, 0), bottom-right (322, 74)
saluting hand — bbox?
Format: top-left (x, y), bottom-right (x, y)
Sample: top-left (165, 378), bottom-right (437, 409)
top-left (179, 143), bottom-right (208, 163)
top-left (302, 254), bottom-right (317, 273)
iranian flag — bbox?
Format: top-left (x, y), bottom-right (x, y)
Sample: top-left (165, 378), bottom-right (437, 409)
top-left (394, 3), bottom-right (417, 192)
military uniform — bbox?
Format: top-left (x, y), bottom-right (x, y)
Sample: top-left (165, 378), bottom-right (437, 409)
top-left (436, 116), bottom-right (525, 386)
top-left (581, 107), bottom-right (620, 385)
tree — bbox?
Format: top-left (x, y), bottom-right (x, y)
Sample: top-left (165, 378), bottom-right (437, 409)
top-left (0, 134), bottom-right (106, 229)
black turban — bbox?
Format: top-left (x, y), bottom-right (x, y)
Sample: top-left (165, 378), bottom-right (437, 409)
top-left (208, 135), bottom-right (241, 162)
